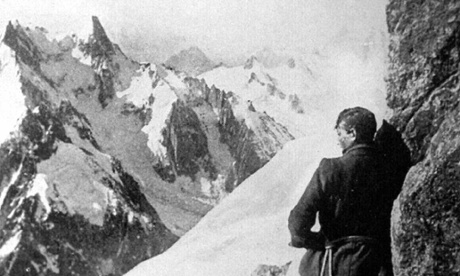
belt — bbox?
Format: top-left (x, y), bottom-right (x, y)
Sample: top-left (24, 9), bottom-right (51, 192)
top-left (320, 236), bottom-right (378, 276)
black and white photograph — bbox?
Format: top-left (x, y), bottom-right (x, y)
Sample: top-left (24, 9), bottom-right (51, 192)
top-left (0, 0), bottom-right (457, 275)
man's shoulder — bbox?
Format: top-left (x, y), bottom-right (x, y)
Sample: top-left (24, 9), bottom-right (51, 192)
top-left (317, 157), bottom-right (343, 178)
top-left (319, 156), bottom-right (343, 168)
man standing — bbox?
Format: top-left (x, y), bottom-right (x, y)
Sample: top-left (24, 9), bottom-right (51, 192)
top-left (288, 107), bottom-right (410, 276)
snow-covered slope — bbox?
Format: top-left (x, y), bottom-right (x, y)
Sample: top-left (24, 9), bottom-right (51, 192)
top-left (126, 132), bottom-right (341, 276)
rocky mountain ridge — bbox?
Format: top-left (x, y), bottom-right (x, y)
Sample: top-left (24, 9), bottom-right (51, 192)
top-left (0, 20), bottom-right (177, 276)
top-left (126, 62), bottom-right (295, 223)
top-left (0, 17), bottom-right (294, 275)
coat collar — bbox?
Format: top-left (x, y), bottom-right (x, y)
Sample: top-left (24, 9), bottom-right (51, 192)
top-left (342, 143), bottom-right (376, 155)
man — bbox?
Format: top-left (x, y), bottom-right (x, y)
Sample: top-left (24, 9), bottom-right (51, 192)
top-left (288, 107), bottom-right (410, 276)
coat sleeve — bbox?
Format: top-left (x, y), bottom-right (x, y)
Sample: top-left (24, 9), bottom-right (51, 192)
top-left (288, 158), bottom-right (328, 250)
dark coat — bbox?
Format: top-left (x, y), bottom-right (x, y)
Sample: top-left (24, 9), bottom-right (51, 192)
top-left (289, 143), bottom-right (396, 276)
top-left (288, 121), bottom-right (411, 276)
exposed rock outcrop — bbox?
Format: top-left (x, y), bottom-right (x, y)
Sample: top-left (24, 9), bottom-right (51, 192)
top-left (78, 16), bottom-right (138, 107)
top-left (159, 100), bottom-right (217, 182)
top-left (251, 262), bottom-right (291, 276)
top-left (386, 1), bottom-right (460, 275)
top-left (151, 75), bottom-right (294, 207)
top-left (183, 77), bottom-right (295, 191)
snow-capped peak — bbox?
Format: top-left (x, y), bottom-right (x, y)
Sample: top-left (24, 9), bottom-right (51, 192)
top-left (165, 46), bottom-right (217, 77)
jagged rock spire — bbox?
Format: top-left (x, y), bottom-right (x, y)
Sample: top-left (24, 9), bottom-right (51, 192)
top-left (91, 16), bottom-right (115, 56)
top-left (2, 21), bottom-right (43, 69)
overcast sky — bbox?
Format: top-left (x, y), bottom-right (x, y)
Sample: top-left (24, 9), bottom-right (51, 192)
top-left (0, 0), bottom-right (388, 64)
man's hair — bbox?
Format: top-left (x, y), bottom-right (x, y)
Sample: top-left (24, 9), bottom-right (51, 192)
top-left (335, 107), bottom-right (377, 143)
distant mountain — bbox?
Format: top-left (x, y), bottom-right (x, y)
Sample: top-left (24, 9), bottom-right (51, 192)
top-left (250, 47), bottom-right (296, 68)
top-left (122, 62), bottom-right (295, 235)
top-left (200, 55), bottom-right (317, 137)
top-left (164, 46), bottom-right (218, 76)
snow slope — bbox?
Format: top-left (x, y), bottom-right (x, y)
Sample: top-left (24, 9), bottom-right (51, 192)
top-left (126, 131), bottom-right (341, 276)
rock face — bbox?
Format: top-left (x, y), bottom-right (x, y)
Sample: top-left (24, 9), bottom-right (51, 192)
top-left (251, 262), bottom-right (291, 276)
top-left (158, 100), bottom-right (215, 182)
top-left (183, 77), bottom-right (295, 191)
top-left (152, 76), bottom-right (294, 206)
top-left (386, 1), bottom-right (460, 275)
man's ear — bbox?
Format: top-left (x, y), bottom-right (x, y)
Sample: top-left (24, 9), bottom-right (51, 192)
top-left (349, 128), bottom-right (357, 141)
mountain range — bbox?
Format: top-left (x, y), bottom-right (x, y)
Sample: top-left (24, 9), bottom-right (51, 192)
top-left (0, 16), bottom-right (299, 275)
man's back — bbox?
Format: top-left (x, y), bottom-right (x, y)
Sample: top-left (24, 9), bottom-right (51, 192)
top-left (318, 144), bottom-right (387, 242)
top-left (289, 143), bottom-right (386, 276)
top-left (288, 107), bottom-right (410, 276)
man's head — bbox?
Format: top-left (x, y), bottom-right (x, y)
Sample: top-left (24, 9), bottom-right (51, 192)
top-left (335, 107), bottom-right (376, 150)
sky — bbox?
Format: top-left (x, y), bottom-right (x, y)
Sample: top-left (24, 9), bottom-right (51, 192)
top-left (0, 0), bottom-right (388, 64)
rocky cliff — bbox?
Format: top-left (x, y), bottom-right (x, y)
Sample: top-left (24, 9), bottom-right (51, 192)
top-left (183, 77), bottom-right (295, 191)
top-left (150, 75), bottom-right (294, 205)
top-left (387, 1), bottom-right (460, 275)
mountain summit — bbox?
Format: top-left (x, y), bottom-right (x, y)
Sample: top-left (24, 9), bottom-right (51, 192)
top-left (164, 46), bottom-right (218, 76)
top-left (91, 16), bottom-right (115, 55)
